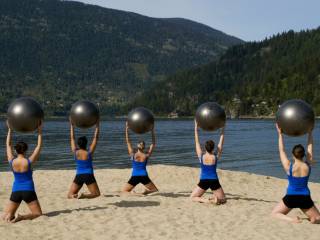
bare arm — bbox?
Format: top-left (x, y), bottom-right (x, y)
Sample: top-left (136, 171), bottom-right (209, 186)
top-left (6, 121), bottom-right (14, 161)
top-left (70, 118), bottom-right (76, 153)
top-left (217, 127), bottom-right (225, 159)
top-left (194, 120), bottom-right (202, 158)
top-left (147, 126), bottom-right (156, 156)
top-left (89, 119), bottom-right (100, 154)
top-left (126, 122), bottom-right (134, 155)
top-left (276, 124), bottom-right (290, 172)
top-left (306, 130), bottom-right (314, 165)
top-left (29, 122), bottom-right (43, 163)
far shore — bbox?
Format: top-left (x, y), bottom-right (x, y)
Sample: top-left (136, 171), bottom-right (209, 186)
top-left (0, 115), bottom-right (319, 121)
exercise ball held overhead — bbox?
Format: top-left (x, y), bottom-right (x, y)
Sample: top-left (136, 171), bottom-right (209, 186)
top-left (276, 99), bottom-right (315, 137)
top-left (128, 107), bottom-right (154, 134)
top-left (70, 100), bottom-right (99, 129)
top-left (196, 102), bottom-right (226, 131)
top-left (7, 97), bottom-right (44, 133)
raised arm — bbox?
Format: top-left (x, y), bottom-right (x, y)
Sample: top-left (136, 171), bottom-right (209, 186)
top-left (217, 127), bottom-right (225, 159)
top-left (147, 126), bottom-right (156, 156)
top-left (126, 121), bottom-right (134, 155)
top-left (70, 117), bottom-right (76, 153)
top-left (194, 120), bottom-right (202, 158)
top-left (276, 123), bottom-right (290, 172)
top-left (6, 121), bottom-right (14, 161)
top-left (306, 130), bottom-right (314, 165)
top-left (29, 121), bottom-right (43, 163)
top-left (89, 119), bottom-right (100, 154)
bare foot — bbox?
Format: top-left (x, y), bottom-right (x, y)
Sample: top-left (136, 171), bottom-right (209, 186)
top-left (10, 214), bottom-right (23, 223)
top-left (77, 193), bottom-right (85, 199)
top-left (292, 216), bottom-right (302, 224)
top-left (209, 196), bottom-right (219, 205)
top-left (3, 213), bottom-right (14, 223)
top-left (142, 189), bottom-right (158, 195)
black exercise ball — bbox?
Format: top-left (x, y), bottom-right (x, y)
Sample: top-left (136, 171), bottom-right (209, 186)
top-left (128, 107), bottom-right (154, 134)
top-left (7, 97), bottom-right (44, 133)
top-left (70, 101), bottom-right (99, 129)
top-left (195, 102), bottom-right (226, 131)
top-left (276, 99), bottom-right (315, 137)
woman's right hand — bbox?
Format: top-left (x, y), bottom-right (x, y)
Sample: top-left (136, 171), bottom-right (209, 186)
top-left (275, 123), bottom-right (282, 134)
top-left (69, 116), bottom-right (74, 126)
top-left (6, 120), bottom-right (11, 130)
top-left (38, 120), bottom-right (43, 134)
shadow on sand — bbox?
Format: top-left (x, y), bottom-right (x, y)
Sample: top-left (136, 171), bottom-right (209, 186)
top-left (226, 193), bottom-right (277, 203)
top-left (150, 192), bottom-right (190, 198)
top-left (45, 206), bottom-right (108, 217)
top-left (109, 200), bottom-right (160, 208)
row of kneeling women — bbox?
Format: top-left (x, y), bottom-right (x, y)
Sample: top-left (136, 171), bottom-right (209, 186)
top-left (2, 97), bottom-right (319, 224)
top-left (1, 119), bottom-right (320, 224)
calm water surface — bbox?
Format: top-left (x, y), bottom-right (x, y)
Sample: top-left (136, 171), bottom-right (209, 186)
top-left (0, 120), bottom-right (319, 182)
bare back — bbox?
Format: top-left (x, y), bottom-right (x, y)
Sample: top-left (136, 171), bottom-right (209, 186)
top-left (290, 161), bottom-right (310, 177)
top-left (133, 151), bottom-right (148, 163)
top-left (11, 157), bottom-right (30, 173)
top-left (76, 149), bottom-right (90, 161)
top-left (201, 152), bottom-right (217, 165)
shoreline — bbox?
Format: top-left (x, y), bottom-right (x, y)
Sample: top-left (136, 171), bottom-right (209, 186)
top-left (1, 114), bottom-right (320, 120)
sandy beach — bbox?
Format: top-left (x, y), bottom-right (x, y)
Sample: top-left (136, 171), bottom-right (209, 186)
top-left (0, 165), bottom-right (319, 240)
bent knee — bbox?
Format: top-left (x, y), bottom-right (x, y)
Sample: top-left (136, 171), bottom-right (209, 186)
top-left (310, 216), bottom-right (320, 224)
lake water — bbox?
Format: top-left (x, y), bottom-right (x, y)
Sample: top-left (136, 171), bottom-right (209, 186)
top-left (0, 120), bottom-right (319, 182)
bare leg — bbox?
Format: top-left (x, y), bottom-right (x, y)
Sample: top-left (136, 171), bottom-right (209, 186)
top-left (68, 182), bottom-right (82, 199)
top-left (142, 181), bottom-right (158, 195)
top-left (78, 182), bottom-right (101, 199)
top-left (2, 201), bottom-right (20, 223)
top-left (302, 206), bottom-right (320, 224)
top-left (190, 186), bottom-right (208, 203)
top-left (11, 200), bottom-right (42, 223)
top-left (210, 188), bottom-right (227, 205)
top-left (271, 200), bottom-right (301, 223)
top-left (120, 183), bottom-right (143, 196)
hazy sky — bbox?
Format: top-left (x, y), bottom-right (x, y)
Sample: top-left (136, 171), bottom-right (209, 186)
top-left (77, 0), bottom-right (319, 41)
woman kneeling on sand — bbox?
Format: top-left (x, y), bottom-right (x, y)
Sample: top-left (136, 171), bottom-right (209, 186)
top-left (190, 120), bottom-right (226, 204)
top-left (121, 122), bottom-right (158, 195)
top-left (271, 124), bottom-right (320, 224)
top-left (2, 121), bottom-right (43, 223)
top-left (67, 118), bottom-right (101, 199)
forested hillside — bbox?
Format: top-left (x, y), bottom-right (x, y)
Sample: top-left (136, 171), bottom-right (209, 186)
top-left (0, 0), bottom-right (242, 115)
top-left (133, 28), bottom-right (320, 117)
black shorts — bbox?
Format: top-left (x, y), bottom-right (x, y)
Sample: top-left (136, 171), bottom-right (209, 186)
top-left (198, 179), bottom-right (221, 191)
top-left (10, 191), bottom-right (38, 204)
top-left (128, 176), bottom-right (151, 186)
top-left (74, 174), bottom-right (97, 186)
top-left (283, 195), bottom-right (314, 209)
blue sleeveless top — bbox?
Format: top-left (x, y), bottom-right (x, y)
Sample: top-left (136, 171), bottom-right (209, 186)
top-left (200, 154), bottom-right (218, 180)
top-left (75, 150), bottom-right (94, 175)
top-left (286, 162), bottom-right (310, 196)
top-left (10, 159), bottom-right (35, 192)
top-left (131, 154), bottom-right (148, 177)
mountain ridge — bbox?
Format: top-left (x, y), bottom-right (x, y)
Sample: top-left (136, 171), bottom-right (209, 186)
top-left (0, 0), bottom-right (243, 115)
top-left (132, 28), bottom-right (320, 117)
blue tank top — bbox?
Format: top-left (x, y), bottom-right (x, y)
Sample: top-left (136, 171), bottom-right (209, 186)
top-left (10, 159), bottom-right (35, 192)
top-left (286, 162), bottom-right (310, 196)
top-left (75, 150), bottom-right (94, 175)
top-left (200, 154), bottom-right (218, 180)
top-left (131, 154), bottom-right (148, 177)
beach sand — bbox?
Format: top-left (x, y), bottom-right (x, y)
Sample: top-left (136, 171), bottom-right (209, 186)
top-left (0, 165), bottom-right (319, 240)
